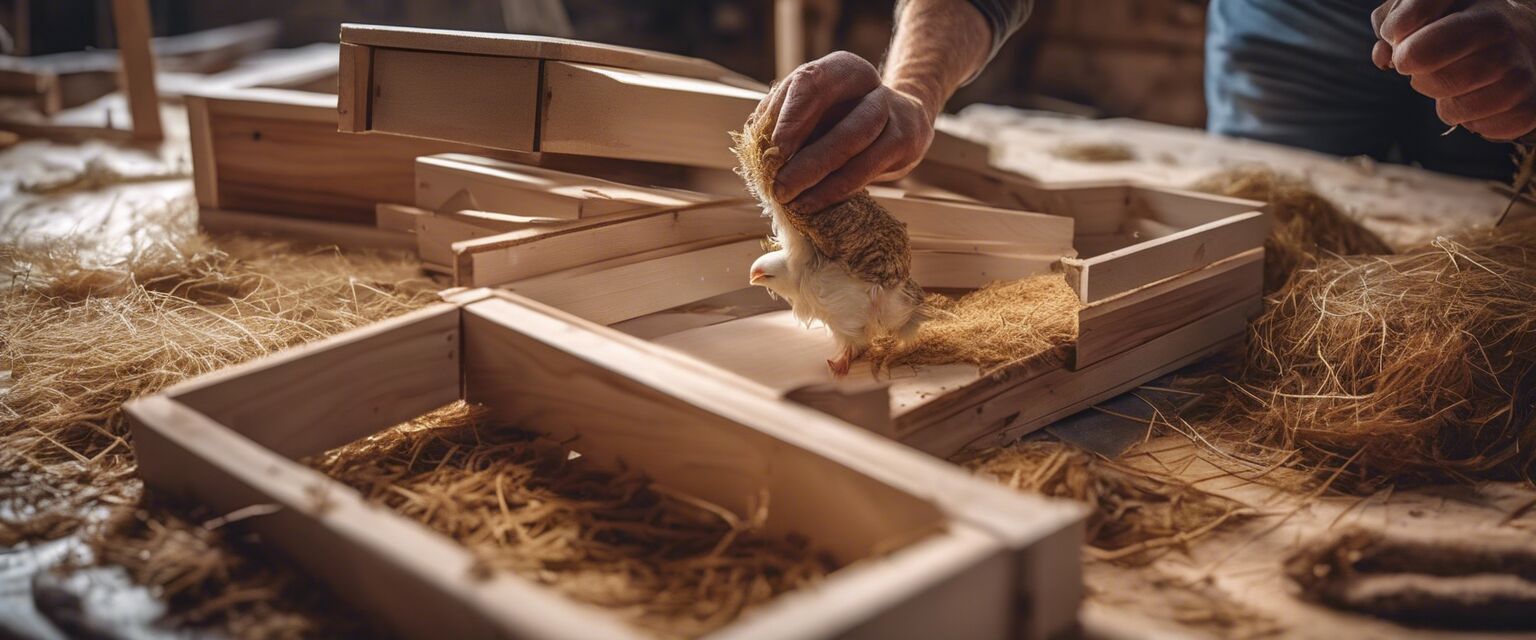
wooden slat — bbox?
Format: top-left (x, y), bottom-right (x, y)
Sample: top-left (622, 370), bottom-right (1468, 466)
top-left (502, 239), bottom-right (760, 325)
top-left (1062, 210), bottom-right (1269, 303)
top-left (340, 23), bottom-right (764, 90)
top-left (165, 304), bottom-right (460, 459)
top-left (415, 153), bottom-right (721, 219)
top-left (185, 95), bottom-right (219, 207)
top-left (1129, 186), bottom-right (1265, 229)
top-left (911, 250), bottom-right (1062, 290)
top-left (376, 202), bottom-right (427, 233)
top-left (898, 297), bottom-right (1260, 457)
top-left (110, 0), bottom-right (163, 141)
top-left (336, 43), bottom-right (370, 132)
top-left (455, 204), bottom-right (765, 287)
top-left (869, 187), bottom-right (1076, 254)
top-left (540, 61), bottom-right (764, 168)
top-left (1075, 249), bottom-right (1263, 369)
top-left (369, 48), bottom-right (540, 150)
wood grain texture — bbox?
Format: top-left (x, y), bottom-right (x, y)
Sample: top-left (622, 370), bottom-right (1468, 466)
top-left (200, 90), bottom-right (490, 223)
top-left (910, 250), bottom-right (1062, 290)
top-left (503, 239), bottom-right (760, 325)
top-left (376, 202), bottom-right (427, 233)
top-left (185, 95), bottom-right (219, 207)
top-left (1075, 249), bottom-right (1263, 369)
top-left (369, 48), bottom-right (539, 150)
top-left (340, 23), bottom-right (764, 89)
top-left (455, 204), bottom-right (765, 287)
top-left (1063, 210), bottom-right (1269, 303)
top-left (415, 153), bottom-right (722, 219)
top-left (870, 187), bottom-right (1076, 255)
top-left (110, 0), bottom-right (163, 141)
top-left (336, 43), bottom-right (369, 132)
top-left (166, 304), bottom-right (460, 459)
top-left (540, 61), bottom-right (763, 169)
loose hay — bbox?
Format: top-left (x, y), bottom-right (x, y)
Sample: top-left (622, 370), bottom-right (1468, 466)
top-left (312, 402), bottom-right (835, 639)
top-left (1213, 220), bottom-right (1536, 484)
top-left (867, 273), bottom-right (1079, 372)
top-left (1192, 168), bottom-right (1393, 291)
top-left (963, 439), bottom-right (1252, 565)
top-left (1051, 142), bottom-right (1136, 163)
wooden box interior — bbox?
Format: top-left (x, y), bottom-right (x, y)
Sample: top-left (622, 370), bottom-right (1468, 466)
top-left (127, 294), bottom-right (1084, 640)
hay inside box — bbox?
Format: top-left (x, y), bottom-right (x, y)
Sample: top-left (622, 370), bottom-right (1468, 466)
top-left (126, 291), bottom-right (1084, 640)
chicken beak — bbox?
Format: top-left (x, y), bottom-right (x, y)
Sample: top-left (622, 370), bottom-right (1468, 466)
top-left (749, 267), bottom-right (767, 285)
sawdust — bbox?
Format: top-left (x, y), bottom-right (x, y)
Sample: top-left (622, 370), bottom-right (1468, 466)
top-left (312, 402), bottom-right (836, 639)
top-left (1208, 219), bottom-right (1536, 486)
top-left (963, 439), bottom-right (1252, 565)
top-left (1051, 142), bottom-right (1136, 163)
top-left (1192, 168), bottom-right (1393, 291)
top-left (867, 273), bottom-right (1079, 373)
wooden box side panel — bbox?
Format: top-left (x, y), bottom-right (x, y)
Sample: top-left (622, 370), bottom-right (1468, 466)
top-left (1074, 249), bottom-right (1264, 369)
top-left (1063, 210), bottom-right (1269, 303)
top-left (126, 395), bottom-right (642, 640)
top-left (166, 304), bottom-right (461, 460)
top-left (457, 205), bottom-right (767, 287)
top-left (199, 208), bottom-right (415, 252)
top-left (540, 61), bottom-right (762, 169)
top-left (368, 48), bottom-right (540, 150)
top-left (462, 298), bottom-right (946, 565)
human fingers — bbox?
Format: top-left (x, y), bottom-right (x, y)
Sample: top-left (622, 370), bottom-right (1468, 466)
top-left (787, 125), bottom-right (906, 215)
top-left (1408, 41), bottom-right (1511, 98)
top-left (1394, 9), bottom-right (1506, 75)
top-left (770, 51), bottom-right (881, 160)
top-left (773, 88), bottom-right (892, 203)
top-left (1377, 0), bottom-right (1460, 44)
top-left (1436, 71), bottom-right (1535, 125)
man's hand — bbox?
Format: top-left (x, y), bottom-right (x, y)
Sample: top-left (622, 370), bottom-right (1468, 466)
top-left (1372, 0), bottom-right (1536, 141)
top-left (754, 51), bottom-right (937, 214)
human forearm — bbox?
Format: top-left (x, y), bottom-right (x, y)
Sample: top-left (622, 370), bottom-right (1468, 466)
top-left (885, 0), bottom-right (1000, 120)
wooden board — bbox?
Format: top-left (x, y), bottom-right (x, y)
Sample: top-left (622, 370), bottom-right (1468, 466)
top-left (199, 208), bottom-right (414, 251)
top-left (340, 23), bottom-right (765, 90)
top-left (1063, 210), bottom-right (1269, 303)
top-left (189, 88), bottom-right (496, 224)
top-left (110, 0), bottom-right (162, 141)
top-left (452, 204), bottom-right (766, 287)
top-left (1075, 249), bottom-right (1263, 369)
top-left (125, 290), bottom-right (1084, 640)
top-left (368, 48), bottom-right (541, 151)
top-left (415, 153), bottom-right (723, 219)
top-left (540, 61), bottom-right (764, 168)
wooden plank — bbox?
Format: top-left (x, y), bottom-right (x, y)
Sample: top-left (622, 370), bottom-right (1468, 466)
top-left (125, 396), bottom-right (641, 640)
top-left (199, 89), bottom-right (494, 223)
top-left (336, 43), bottom-right (370, 132)
top-left (783, 381), bottom-right (895, 438)
top-left (540, 61), bottom-right (764, 169)
top-left (369, 48), bottom-right (540, 150)
top-left (502, 239), bottom-right (760, 325)
top-left (199, 208), bottom-right (415, 251)
top-left (869, 186), bottom-right (1076, 254)
top-left (898, 297), bottom-right (1260, 457)
top-left (340, 23), bottom-right (765, 90)
top-left (1062, 210), bottom-right (1269, 303)
top-left (415, 210), bottom-right (550, 266)
top-left (110, 0), bottom-right (163, 141)
top-left (1129, 185), bottom-right (1264, 229)
top-left (376, 202), bottom-right (427, 233)
top-left (415, 153), bottom-right (721, 219)
top-left (454, 204), bottom-right (766, 286)
top-left (164, 304), bottom-right (460, 459)
top-left (911, 250), bottom-right (1062, 290)
top-left (1075, 249), bottom-right (1263, 369)
top-left (185, 94), bottom-right (218, 208)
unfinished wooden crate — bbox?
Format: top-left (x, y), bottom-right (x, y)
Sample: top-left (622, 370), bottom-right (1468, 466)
top-left (185, 87), bottom-right (507, 248)
top-left (126, 289), bottom-right (1085, 640)
top-left (438, 161), bottom-right (1267, 458)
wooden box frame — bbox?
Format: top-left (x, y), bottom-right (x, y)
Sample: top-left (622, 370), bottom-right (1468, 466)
top-left (125, 290), bottom-right (1084, 640)
top-left (433, 164), bottom-right (1266, 458)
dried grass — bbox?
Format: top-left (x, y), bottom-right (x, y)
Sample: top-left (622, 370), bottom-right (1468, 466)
top-left (1192, 168), bottom-right (1393, 291)
top-left (1208, 220), bottom-right (1536, 486)
top-left (963, 439), bottom-right (1252, 565)
top-left (311, 402), bottom-right (835, 639)
top-left (867, 273), bottom-right (1079, 372)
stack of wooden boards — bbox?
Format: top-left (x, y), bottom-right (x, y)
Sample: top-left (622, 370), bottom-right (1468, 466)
top-left (164, 24), bottom-right (1271, 639)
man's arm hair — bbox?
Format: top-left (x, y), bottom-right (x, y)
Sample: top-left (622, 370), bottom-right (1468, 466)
top-left (885, 0), bottom-right (1031, 120)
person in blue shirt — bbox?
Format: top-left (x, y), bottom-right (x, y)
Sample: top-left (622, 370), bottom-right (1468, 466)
top-left (759, 0), bottom-right (1534, 215)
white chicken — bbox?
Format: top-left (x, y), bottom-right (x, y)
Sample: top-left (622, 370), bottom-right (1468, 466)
top-left (734, 108), bottom-right (927, 377)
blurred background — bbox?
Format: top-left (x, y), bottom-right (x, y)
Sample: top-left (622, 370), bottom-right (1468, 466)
top-left (0, 0), bottom-right (1209, 128)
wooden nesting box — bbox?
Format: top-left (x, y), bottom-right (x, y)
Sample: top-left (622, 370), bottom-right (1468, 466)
top-left (125, 289), bottom-right (1085, 640)
top-left (184, 87), bottom-right (494, 248)
top-left (425, 154), bottom-right (1267, 458)
top-left (336, 25), bottom-right (766, 169)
